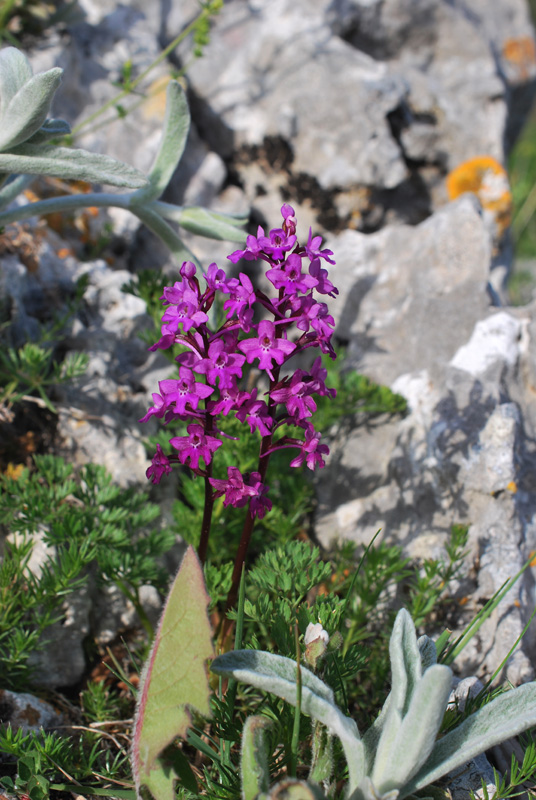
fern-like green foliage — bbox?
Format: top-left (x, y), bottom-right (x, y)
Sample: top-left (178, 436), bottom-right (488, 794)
top-left (0, 454), bottom-right (173, 688)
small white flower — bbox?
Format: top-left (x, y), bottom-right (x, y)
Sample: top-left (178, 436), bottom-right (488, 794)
top-left (304, 622), bottom-right (329, 646)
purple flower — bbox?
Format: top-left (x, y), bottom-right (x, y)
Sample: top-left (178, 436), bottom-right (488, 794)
top-left (223, 273), bottom-right (256, 322)
top-left (281, 203), bottom-right (297, 236)
top-left (266, 253), bottom-right (318, 296)
top-left (161, 287), bottom-right (209, 333)
top-left (170, 424), bottom-right (222, 469)
top-left (193, 339), bottom-right (246, 388)
top-left (257, 227), bottom-right (297, 261)
top-left (160, 367), bottom-right (213, 415)
top-left (227, 227), bottom-right (265, 263)
top-left (146, 444), bottom-right (174, 484)
top-left (305, 229), bottom-right (335, 265)
top-left (308, 258), bottom-right (338, 298)
top-left (209, 467), bottom-right (271, 518)
top-left (205, 262), bottom-right (231, 293)
top-left (208, 383), bottom-right (241, 416)
top-left (271, 373), bottom-right (317, 420)
top-left (238, 320), bottom-right (296, 380)
top-left (235, 388), bottom-right (273, 436)
top-left (289, 424), bottom-right (330, 470)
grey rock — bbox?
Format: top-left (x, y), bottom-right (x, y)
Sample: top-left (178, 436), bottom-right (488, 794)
top-left (0, 689), bottom-right (63, 734)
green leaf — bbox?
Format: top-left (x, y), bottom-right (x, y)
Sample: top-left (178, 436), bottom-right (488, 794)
top-left (0, 63), bottom-right (63, 151)
top-left (0, 47), bottom-right (32, 107)
top-left (404, 681), bottom-right (536, 797)
top-left (130, 80), bottom-right (190, 203)
top-left (158, 204), bottom-right (247, 242)
top-left (25, 118), bottom-right (71, 144)
top-left (371, 664), bottom-right (452, 795)
top-left (211, 649), bottom-right (365, 794)
top-left (0, 143), bottom-right (148, 188)
top-left (241, 715), bottom-right (272, 800)
top-left (131, 546), bottom-right (214, 800)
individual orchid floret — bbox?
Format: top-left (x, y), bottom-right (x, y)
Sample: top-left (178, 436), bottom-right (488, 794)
top-left (207, 383), bottom-right (241, 416)
top-left (271, 372), bottom-right (317, 421)
top-left (223, 272), bottom-right (256, 321)
top-left (227, 227), bottom-right (265, 263)
top-left (161, 368), bottom-right (213, 416)
top-left (309, 258), bottom-right (338, 298)
top-left (238, 319), bottom-right (296, 380)
top-left (235, 388), bottom-right (273, 436)
top-left (265, 252), bottom-right (319, 296)
top-left (289, 424), bottom-right (330, 470)
top-left (210, 466), bottom-right (271, 518)
top-left (161, 287), bottom-right (208, 333)
top-left (205, 262), bottom-right (231, 293)
top-left (257, 226), bottom-right (297, 261)
top-left (281, 203), bottom-right (297, 236)
top-left (305, 228), bottom-right (336, 265)
top-left (170, 423), bottom-right (222, 470)
top-left (146, 444), bottom-right (175, 485)
top-left (308, 356), bottom-right (337, 398)
top-left (193, 339), bottom-right (246, 389)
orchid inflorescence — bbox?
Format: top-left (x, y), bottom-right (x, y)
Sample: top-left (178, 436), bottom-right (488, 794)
top-left (141, 204), bottom-right (338, 527)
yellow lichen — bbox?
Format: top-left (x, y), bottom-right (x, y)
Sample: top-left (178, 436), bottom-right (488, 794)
top-left (446, 155), bottom-right (512, 239)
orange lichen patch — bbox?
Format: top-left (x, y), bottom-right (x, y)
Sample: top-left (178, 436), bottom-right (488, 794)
top-left (446, 156), bottom-right (512, 239)
top-left (507, 480), bottom-right (518, 494)
top-left (514, 599), bottom-right (521, 608)
top-left (530, 551), bottom-right (536, 568)
top-left (57, 247), bottom-right (72, 258)
top-left (502, 36), bottom-right (536, 80)
top-left (459, 596), bottom-right (469, 606)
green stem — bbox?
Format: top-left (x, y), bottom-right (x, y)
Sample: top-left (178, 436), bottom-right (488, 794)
top-left (70, 11), bottom-right (207, 138)
top-left (290, 622), bottom-right (302, 777)
top-left (0, 193), bottom-right (197, 265)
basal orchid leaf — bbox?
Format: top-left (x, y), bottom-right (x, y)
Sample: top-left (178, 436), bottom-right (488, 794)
top-left (131, 546), bottom-right (214, 800)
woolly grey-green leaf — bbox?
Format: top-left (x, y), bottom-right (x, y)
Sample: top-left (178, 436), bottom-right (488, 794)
top-left (211, 649), bottom-right (365, 795)
top-left (372, 664), bottom-right (452, 795)
top-left (0, 48), bottom-right (32, 111)
top-left (241, 716), bottom-right (272, 800)
top-left (0, 144), bottom-right (148, 188)
top-left (25, 118), bottom-right (71, 145)
top-left (363, 610), bottom-right (423, 775)
top-left (130, 80), bottom-right (190, 203)
top-left (0, 66), bottom-right (63, 151)
top-left (403, 681), bottom-right (536, 797)
top-left (166, 205), bottom-right (247, 242)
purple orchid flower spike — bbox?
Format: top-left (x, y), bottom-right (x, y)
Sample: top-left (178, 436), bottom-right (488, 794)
top-left (141, 202), bottom-right (338, 576)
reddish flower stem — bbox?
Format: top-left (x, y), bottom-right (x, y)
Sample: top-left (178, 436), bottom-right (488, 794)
top-left (224, 368), bottom-right (280, 614)
top-left (197, 400), bottom-right (215, 564)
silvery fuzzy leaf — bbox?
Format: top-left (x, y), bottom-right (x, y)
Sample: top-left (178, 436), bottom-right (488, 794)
top-left (0, 67), bottom-right (63, 151)
top-left (241, 716), bottom-right (272, 800)
top-left (25, 118), bottom-right (71, 144)
top-left (371, 664), bottom-right (452, 796)
top-left (0, 143), bottom-right (148, 188)
top-left (166, 205), bottom-right (247, 242)
top-left (130, 80), bottom-right (190, 203)
top-left (363, 610), bottom-right (422, 774)
top-left (417, 635), bottom-right (437, 671)
top-left (0, 48), bottom-right (32, 113)
top-left (211, 649), bottom-right (365, 793)
top-left (402, 680), bottom-right (536, 798)
top-left (0, 173), bottom-right (34, 210)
